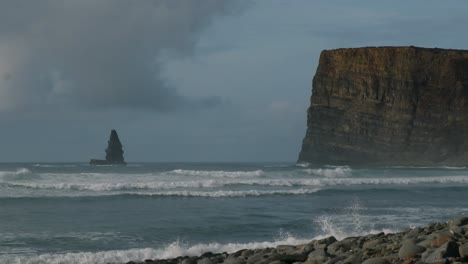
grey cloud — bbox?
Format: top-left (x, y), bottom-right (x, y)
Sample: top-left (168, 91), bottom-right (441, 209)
top-left (0, 0), bottom-right (239, 112)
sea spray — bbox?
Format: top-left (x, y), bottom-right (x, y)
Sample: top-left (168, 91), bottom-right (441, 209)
top-left (0, 235), bottom-right (312, 264)
top-left (314, 197), bottom-right (395, 240)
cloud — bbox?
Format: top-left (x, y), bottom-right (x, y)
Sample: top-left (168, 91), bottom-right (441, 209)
top-left (0, 0), bottom-right (241, 113)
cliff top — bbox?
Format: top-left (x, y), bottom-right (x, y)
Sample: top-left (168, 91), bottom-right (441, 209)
top-left (322, 46), bottom-right (468, 53)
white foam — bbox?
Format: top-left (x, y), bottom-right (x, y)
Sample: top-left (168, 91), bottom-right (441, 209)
top-left (324, 175), bottom-right (468, 186)
top-left (3, 180), bottom-right (224, 191)
top-left (170, 169), bottom-right (265, 178)
top-left (0, 234), bottom-right (312, 264)
top-left (303, 167), bottom-right (352, 177)
top-left (33, 164), bottom-right (77, 168)
top-left (313, 198), bottom-right (397, 240)
top-left (295, 162), bottom-right (310, 168)
top-left (128, 188), bottom-right (321, 197)
top-left (2, 179), bottom-right (313, 191)
top-left (388, 166), bottom-right (467, 170)
top-left (4, 174), bottom-right (468, 195)
top-left (0, 168), bottom-right (33, 180)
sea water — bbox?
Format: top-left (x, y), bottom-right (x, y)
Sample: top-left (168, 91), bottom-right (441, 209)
top-left (0, 162), bottom-right (467, 263)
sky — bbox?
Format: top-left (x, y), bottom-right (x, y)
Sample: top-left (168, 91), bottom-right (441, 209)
top-left (0, 0), bottom-right (468, 162)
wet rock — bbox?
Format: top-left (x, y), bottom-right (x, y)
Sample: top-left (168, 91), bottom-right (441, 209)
top-left (197, 258), bottom-right (216, 264)
top-left (448, 217), bottom-right (468, 227)
top-left (421, 241), bottom-right (459, 263)
top-left (312, 236), bottom-right (337, 249)
top-left (276, 245), bottom-right (296, 253)
top-left (340, 254), bottom-right (361, 264)
top-left (429, 232), bottom-right (454, 248)
top-left (240, 250), bottom-right (254, 259)
top-left (268, 261), bottom-right (287, 264)
top-left (459, 243), bottom-right (468, 258)
top-left (306, 248), bottom-right (330, 264)
top-left (363, 239), bottom-right (382, 250)
top-left (404, 227), bottom-right (423, 239)
top-left (328, 238), bottom-right (357, 255)
top-left (180, 258), bottom-right (197, 264)
top-left (449, 226), bottom-right (464, 237)
top-left (361, 257), bottom-right (391, 264)
top-left (398, 239), bottom-right (426, 259)
top-left (222, 256), bottom-right (246, 264)
top-left (292, 244), bottom-right (314, 255)
top-left (326, 255), bottom-right (347, 264)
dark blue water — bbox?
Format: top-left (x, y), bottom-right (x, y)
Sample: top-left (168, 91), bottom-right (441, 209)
top-left (1, 162), bottom-right (467, 263)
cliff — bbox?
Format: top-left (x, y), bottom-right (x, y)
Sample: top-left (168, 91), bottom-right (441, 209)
top-left (298, 46), bottom-right (468, 166)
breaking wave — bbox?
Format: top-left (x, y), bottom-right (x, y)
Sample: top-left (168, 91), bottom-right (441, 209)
top-left (33, 164), bottom-right (77, 168)
top-left (0, 234), bottom-right (311, 264)
top-left (170, 169), bottom-right (265, 178)
top-left (6, 175), bottom-right (468, 191)
top-left (303, 166), bottom-right (352, 177)
top-left (0, 168), bottom-right (34, 180)
top-left (124, 188), bottom-right (320, 197)
top-left (0, 198), bottom-right (399, 264)
top-left (313, 198), bottom-right (397, 240)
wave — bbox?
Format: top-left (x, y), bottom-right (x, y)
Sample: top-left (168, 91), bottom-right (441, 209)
top-left (313, 198), bottom-right (397, 240)
top-left (0, 234), bottom-right (311, 264)
top-left (3, 174), bottom-right (468, 193)
top-left (1, 179), bottom-right (300, 191)
top-left (303, 167), bottom-right (352, 177)
top-left (130, 189), bottom-right (320, 197)
top-left (264, 164), bottom-right (291, 168)
top-left (169, 169), bottom-right (265, 178)
top-left (388, 165), bottom-right (467, 170)
top-left (0, 168), bottom-right (34, 180)
top-left (33, 164), bottom-right (77, 168)
top-left (0, 199), bottom-right (399, 264)
top-left (0, 185), bottom-right (321, 197)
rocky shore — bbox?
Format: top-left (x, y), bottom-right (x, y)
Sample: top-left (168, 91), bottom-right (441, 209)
top-left (126, 217), bottom-right (468, 264)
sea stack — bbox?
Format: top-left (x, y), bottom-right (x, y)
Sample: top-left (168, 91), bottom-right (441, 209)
top-left (298, 46), bottom-right (468, 166)
top-left (90, 129), bottom-right (126, 165)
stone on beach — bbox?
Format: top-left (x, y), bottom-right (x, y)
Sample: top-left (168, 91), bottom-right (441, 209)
top-left (398, 239), bottom-right (426, 259)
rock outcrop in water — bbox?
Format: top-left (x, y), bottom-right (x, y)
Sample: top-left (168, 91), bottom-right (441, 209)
top-left (298, 46), bottom-right (468, 166)
top-left (90, 129), bottom-right (126, 165)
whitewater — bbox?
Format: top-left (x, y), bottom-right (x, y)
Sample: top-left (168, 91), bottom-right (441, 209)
top-left (0, 162), bottom-right (467, 263)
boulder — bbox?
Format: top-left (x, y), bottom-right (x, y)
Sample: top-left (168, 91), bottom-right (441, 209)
top-left (421, 241), bottom-right (459, 263)
top-left (398, 239), bottom-right (426, 259)
top-left (361, 257), bottom-right (391, 264)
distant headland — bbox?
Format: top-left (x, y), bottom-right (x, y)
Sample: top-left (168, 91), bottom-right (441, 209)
top-left (298, 46), bottom-right (468, 166)
top-left (90, 129), bottom-right (126, 166)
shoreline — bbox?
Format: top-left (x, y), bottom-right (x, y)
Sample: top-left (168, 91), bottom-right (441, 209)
top-left (126, 217), bottom-right (468, 264)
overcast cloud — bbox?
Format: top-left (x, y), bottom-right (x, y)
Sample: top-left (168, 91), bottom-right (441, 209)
top-left (1, 1), bottom-right (468, 162)
top-left (0, 0), bottom-right (239, 113)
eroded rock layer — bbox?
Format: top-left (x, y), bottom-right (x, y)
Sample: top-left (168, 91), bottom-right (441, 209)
top-left (298, 46), bottom-right (468, 165)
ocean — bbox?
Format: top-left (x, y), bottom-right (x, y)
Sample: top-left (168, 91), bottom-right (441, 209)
top-left (0, 162), bottom-right (467, 263)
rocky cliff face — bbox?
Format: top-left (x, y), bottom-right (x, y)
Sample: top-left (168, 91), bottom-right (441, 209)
top-left (298, 46), bottom-right (468, 166)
